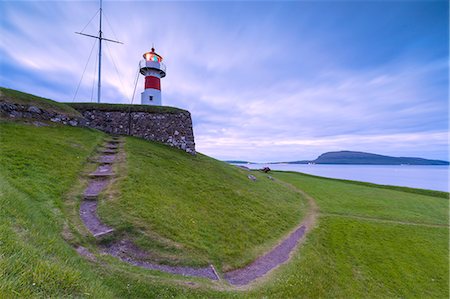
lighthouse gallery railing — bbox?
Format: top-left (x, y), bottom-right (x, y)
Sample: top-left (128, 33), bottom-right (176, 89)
top-left (139, 60), bottom-right (166, 73)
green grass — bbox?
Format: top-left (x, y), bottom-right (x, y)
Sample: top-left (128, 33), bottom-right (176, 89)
top-left (245, 171), bottom-right (449, 297)
top-left (273, 171), bottom-right (449, 225)
top-left (0, 119), bottom-right (448, 298)
top-left (0, 87), bottom-right (81, 117)
top-left (252, 216), bottom-right (448, 298)
top-left (0, 121), bottom-right (112, 297)
top-left (99, 136), bottom-right (307, 270)
top-left (68, 102), bottom-right (187, 114)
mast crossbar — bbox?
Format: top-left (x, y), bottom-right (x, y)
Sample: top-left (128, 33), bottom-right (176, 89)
top-left (75, 0), bottom-right (122, 103)
top-left (75, 32), bottom-right (123, 44)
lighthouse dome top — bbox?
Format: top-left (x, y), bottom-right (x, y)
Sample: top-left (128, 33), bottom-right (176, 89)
top-left (143, 48), bottom-right (163, 63)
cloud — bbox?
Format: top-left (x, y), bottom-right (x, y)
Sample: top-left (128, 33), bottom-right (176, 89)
top-left (0, 1), bottom-right (447, 161)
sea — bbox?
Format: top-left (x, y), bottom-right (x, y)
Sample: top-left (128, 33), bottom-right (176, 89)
top-left (233, 163), bottom-right (449, 192)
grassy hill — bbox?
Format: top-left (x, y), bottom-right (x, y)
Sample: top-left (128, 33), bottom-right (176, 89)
top-left (0, 89), bottom-right (448, 297)
top-left (0, 87), bottom-right (81, 117)
top-left (99, 137), bottom-right (305, 271)
top-left (0, 121), bottom-right (111, 297)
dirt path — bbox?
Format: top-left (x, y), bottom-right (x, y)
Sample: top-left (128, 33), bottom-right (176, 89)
top-left (78, 136), bottom-right (219, 280)
top-left (224, 226), bottom-right (306, 285)
top-left (79, 200), bottom-right (115, 237)
top-left (224, 181), bottom-right (319, 286)
top-left (79, 141), bottom-right (117, 237)
top-left (103, 239), bottom-right (218, 280)
top-left (77, 137), bottom-right (319, 286)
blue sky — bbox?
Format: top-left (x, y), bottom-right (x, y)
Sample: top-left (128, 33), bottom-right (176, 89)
top-left (1, 1), bottom-right (448, 162)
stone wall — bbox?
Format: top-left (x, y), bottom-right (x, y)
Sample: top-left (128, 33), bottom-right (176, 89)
top-left (73, 108), bottom-right (196, 154)
top-left (0, 101), bottom-right (196, 155)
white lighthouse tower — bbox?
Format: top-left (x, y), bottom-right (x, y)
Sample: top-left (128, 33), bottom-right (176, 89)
top-left (140, 48), bottom-right (166, 105)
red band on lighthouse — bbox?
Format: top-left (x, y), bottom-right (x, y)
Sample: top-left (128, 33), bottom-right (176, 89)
top-left (145, 76), bottom-right (161, 90)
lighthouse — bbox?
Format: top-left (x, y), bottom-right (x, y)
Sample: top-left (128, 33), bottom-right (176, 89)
top-left (140, 48), bottom-right (166, 105)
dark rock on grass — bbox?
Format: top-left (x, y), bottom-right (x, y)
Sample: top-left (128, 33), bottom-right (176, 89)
top-left (260, 167), bottom-right (271, 173)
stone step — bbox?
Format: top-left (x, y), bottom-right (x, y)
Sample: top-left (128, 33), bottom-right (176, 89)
top-left (95, 155), bottom-right (116, 164)
top-left (93, 228), bottom-right (115, 238)
top-left (107, 139), bottom-right (122, 144)
top-left (80, 200), bottom-right (115, 238)
top-left (84, 179), bottom-right (110, 200)
top-left (89, 165), bottom-right (114, 177)
top-left (104, 143), bottom-right (119, 149)
top-left (99, 148), bottom-right (118, 154)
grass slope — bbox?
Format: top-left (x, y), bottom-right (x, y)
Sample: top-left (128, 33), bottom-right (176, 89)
top-left (0, 121), bottom-right (111, 297)
top-left (0, 87), bottom-right (81, 117)
top-left (1, 117), bottom-right (448, 298)
top-left (99, 137), bottom-right (307, 270)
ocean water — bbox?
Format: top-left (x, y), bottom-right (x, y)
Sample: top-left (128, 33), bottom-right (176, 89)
top-left (235, 163), bottom-right (449, 192)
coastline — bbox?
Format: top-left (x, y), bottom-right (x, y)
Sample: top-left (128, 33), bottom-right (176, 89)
top-left (231, 163), bottom-right (449, 193)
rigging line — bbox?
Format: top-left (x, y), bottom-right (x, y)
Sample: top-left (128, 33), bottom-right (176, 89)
top-left (79, 9), bottom-right (100, 34)
top-left (105, 41), bottom-right (126, 94)
top-left (127, 62), bottom-right (141, 135)
top-left (102, 12), bottom-right (120, 43)
top-left (73, 39), bottom-right (97, 102)
top-left (91, 47), bottom-right (99, 102)
top-left (130, 63), bottom-right (141, 104)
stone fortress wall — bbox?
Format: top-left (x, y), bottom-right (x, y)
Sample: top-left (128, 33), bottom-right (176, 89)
top-left (0, 101), bottom-right (196, 155)
top-left (74, 106), bottom-right (196, 154)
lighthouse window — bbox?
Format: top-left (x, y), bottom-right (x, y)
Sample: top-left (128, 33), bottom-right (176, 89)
top-left (149, 96), bottom-right (153, 101)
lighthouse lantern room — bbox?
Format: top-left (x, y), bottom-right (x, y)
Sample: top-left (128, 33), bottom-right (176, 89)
top-left (140, 48), bottom-right (166, 105)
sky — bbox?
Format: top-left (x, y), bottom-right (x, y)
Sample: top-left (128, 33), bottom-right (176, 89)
top-left (0, 0), bottom-right (448, 162)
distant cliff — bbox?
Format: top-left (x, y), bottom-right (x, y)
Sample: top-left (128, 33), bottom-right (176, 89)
top-left (286, 151), bottom-right (449, 165)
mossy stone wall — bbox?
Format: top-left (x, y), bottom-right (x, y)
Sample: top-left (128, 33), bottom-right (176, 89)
top-left (77, 108), bottom-right (196, 154)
